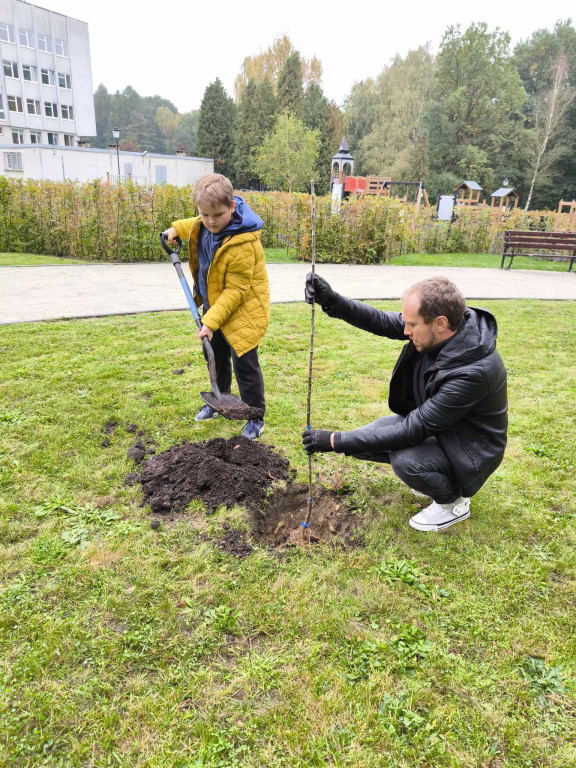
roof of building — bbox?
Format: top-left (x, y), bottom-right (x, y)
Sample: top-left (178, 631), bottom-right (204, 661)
top-left (455, 180), bottom-right (483, 191)
top-left (491, 187), bottom-right (518, 197)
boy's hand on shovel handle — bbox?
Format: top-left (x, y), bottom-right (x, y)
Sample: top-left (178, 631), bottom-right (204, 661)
top-left (197, 324), bottom-right (214, 342)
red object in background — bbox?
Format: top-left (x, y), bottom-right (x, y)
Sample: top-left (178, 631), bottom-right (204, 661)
top-left (344, 176), bottom-right (366, 193)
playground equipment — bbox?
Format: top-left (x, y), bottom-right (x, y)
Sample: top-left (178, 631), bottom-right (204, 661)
top-left (330, 137), bottom-right (431, 212)
top-left (454, 181), bottom-right (483, 206)
top-left (556, 199), bottom-right (576, 230)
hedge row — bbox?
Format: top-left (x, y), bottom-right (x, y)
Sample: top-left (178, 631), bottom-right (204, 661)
top-left (0, 176), bottom-right (571, 263)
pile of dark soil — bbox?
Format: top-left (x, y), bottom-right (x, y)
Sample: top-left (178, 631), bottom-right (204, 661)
top-left (135, 436), bottom-right (292, 513)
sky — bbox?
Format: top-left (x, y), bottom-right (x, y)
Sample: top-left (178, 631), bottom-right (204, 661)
top-left (50, 0), bottom-right (575, 113)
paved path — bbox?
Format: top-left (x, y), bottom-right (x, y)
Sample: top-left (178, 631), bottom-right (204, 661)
top-left (1, 262), bottom-right (574, 324)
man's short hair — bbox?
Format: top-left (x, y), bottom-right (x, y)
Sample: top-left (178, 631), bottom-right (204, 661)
top-left (193, 173), bottom-right (234, 208)
top-left (404, 277), bottom-right (466, 330)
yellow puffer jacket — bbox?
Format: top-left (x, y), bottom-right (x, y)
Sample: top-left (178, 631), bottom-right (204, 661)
top-left (171, 216), bottom-right (270, 357)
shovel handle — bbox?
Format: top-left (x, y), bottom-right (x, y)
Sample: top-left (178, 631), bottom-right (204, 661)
top-left (160, 233), bottom-right (221, 396)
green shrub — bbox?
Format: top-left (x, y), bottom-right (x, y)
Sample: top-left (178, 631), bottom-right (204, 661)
top-left (0, 176), bottom-right (569, 263)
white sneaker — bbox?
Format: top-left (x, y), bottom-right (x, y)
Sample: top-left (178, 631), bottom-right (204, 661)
top-left (409, 497), bottom-right (470, 532)
top-left (410, 488), bottom-right (430, 498)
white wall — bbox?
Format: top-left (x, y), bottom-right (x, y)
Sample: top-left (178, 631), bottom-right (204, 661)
top-left (1, 143), bottom-right (214, 184)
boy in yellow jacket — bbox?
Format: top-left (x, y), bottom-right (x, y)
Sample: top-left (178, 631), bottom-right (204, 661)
top-left (163, 173), bottom-right (269, 439)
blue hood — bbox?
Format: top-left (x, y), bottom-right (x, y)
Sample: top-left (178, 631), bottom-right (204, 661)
top-left (209, 196), bottom-right (263, 248)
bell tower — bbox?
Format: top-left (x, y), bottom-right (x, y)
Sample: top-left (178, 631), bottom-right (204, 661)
top-left (330, 137), bottom-right (354, 189)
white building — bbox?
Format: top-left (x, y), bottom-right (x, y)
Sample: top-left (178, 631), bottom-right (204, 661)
top-left (0, 0), bottom-right (95, 147)
top-left (0, 0), bottom-right (214, 185)
top-left (2, 143), bottom-right (214, 184)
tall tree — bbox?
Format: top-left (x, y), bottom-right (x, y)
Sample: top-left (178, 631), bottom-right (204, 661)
top-left (174, 111), bottom-right (200, 155)
top-left (514, 20), bottom-right (576, 207)
top-left (156, 106), bottom-right (181, 154)
top-left (196, 79), bottom-right (237, 178)
top-left (523, 57), bottom-right (575, 209)
top-left (234, 35), bottom-right (322, 101)
top-left (303, 82), bottom-right (343, 194)
top-left (359, 46), bottom-right (435, 181)
top-left (252, 111), bottom-right (320, 192)
top-left (342, 79), bottom-right (381, 174)
top-left (276, 52), bottom-right (304, 117)
top-left (428, 23), bottom-right (526, 194)
top-left (233, 79), bottom-right (268, 188)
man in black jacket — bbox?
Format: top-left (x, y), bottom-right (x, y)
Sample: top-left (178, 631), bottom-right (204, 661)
top-left (303, 275), bottom-right (508, 532)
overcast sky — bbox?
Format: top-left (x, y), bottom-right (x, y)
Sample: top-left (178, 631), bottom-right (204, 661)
top-left (52, 0), bottom-right (575, 113)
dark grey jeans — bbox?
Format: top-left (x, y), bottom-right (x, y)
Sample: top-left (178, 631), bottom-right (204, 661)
top-left (349, 415), bottom-right (461, 504)
top-left (204, 329), bottom-right (265, 416)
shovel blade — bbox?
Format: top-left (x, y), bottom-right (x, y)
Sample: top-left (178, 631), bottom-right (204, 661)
top-left (200, 391), bottom-right (264, 422)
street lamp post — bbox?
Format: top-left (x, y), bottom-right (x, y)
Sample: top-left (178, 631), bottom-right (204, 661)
top-left (112, 127), bottom-right (121, 180)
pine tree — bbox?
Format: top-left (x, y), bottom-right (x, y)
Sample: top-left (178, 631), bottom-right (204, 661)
top-left (277, 52), bottom-right (304, 117)
top-left (303, 83), bottom-right (343, 194)
top-left (197, 79), bottom-right (237, 179)
top-left (234, 79), bottom-right (276, 188)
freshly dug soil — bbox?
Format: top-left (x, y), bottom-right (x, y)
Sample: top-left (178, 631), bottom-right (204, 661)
top-left (251, 484), bottom-right (361, 547)
top-left (136, 436), bottom-right (291, 513)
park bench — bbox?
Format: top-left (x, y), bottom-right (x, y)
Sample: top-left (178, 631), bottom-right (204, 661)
top-left (501, 230), bottom-right (576, 271)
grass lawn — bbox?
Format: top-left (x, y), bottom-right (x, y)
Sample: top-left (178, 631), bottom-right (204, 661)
top-left (2, 249), bottom-right (574, 271)
top-left (389, 252), bottom-right (574, 271)
top-left (1, 301), bottom-right (575, 767)
top-left (0, 252), bottom-right (93, 266)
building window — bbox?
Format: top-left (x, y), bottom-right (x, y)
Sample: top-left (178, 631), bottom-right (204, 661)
top-left (41, 68), bottom-right (55, 86)
top-left (44, 102), bottom-right (58, 118)
top-left (3, 60), bottom-right (18, 78)
top-left (12, 129), bottom-right (24, 144)
top-left (8, 95), bottom-right (24, 113)
top-left (30, 130), bottom-right (42, 144)
top-left (23, 64), bottom-right (38, 82)
top-left (4, 151), bottom-right (23, 171)
top-left (47, 132), bottom-right (58, 145)
top-left (54, 38), bottom-right (68, 57)
top-left (0, 95), bottom-right (5, 120)
top-left (0, 23), bottom-right (16, 43)
top-left (58, 72), bottom-right (71, 89)
top-left (18, 28), bottom-right (34, 47)
top-left (36, 33), bottom-right (52, 53)
top-left (61, 104), bottom-right (74, 120)
top-left (64, 134), bottom-right (74, 146)
top-left (27, 99), bottom-right (41, 116)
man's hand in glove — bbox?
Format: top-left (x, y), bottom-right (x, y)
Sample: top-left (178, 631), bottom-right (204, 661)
top-left (304, 273), bottom-right (336, 306)
top-left (302, 429), bottom-right (335, 454)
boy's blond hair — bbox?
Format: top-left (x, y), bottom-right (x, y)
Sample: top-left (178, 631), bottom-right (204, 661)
top-left (193, 173), bottom-right (234, 208)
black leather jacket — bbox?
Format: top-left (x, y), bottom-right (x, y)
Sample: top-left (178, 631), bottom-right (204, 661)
top-left (323, 294), bottom-right (508, 497)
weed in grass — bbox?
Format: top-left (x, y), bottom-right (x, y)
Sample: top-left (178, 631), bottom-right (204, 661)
top-left (342, 636), bottom-right (388, 682)
top-left (389, 624), bottom-right (432, 672)
top-left (203, 604), bottom-right (238, 634)
top-left (0, 408), bottom-right (25, 423)
top-left (378, 693), bottom-right (429, 736)
top-left (518, 656), bottom-right (569, 705)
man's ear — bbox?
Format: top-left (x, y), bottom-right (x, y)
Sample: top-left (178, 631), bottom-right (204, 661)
top-left (230, 200), bottom-right (236, 212)
top-left (435, 315), bottom-right (450, 333)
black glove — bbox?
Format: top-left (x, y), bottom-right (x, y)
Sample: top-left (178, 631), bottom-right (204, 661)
top-left (304, 273), bottom-right (336, 306)
top-left (302, 429), bottom-right (334, 454)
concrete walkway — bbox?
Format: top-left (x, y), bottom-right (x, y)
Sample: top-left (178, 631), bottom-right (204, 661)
top-left (1, 262), bottom-right (574, 325)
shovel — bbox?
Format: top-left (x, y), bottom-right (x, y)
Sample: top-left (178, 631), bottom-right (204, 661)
top-left (160, 233), bottom-right (263, 422)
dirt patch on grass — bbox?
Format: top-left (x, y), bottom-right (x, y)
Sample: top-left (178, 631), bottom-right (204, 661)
top-left (128, 437), bottom-right (362, 549)
top-left (251, 484), bottom-right (361, 547)
top-left (134, 436), bottom-right (292, 514)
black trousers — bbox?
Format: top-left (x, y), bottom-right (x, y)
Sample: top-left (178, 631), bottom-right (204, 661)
top-left (204, 329), bottom-right (265, 416)
top-left (350, 415), bottom-right (462, 504)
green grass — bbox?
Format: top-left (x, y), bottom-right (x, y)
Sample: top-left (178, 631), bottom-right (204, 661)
top-left (389, 252), bottom-right (574, 271)
top-left (1, 302), bottom-right (575, 766)
top-left (264, 247), bottom-right (303, 264)
top-left (0, 252), bottom-right (91, 266)
top-left (2, 248), bottom-right (572, 270)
